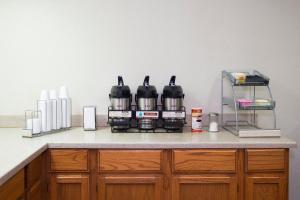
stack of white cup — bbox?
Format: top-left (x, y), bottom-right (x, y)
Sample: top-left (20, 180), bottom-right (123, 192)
top-left (26, 86), bottom-right (72, 135)
top-left (59, 86), bottom-right (72, 128)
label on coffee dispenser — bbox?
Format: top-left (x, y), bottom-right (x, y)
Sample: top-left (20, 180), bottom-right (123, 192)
top-left (162, 111), bottom-right (185, 119)
top-left (136, 111), bottom-right (159, 119)
top-left (109, 111), bottom-right (132, 118)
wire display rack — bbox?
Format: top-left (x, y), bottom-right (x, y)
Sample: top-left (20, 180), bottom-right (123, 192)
top-left (221, 70), bottom-right (281, 137)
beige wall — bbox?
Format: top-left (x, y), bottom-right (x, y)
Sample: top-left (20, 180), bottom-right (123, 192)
top-left (0, 0), bottom-right (300, 198)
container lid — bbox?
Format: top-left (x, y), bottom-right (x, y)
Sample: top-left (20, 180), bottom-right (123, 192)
top-left (136, 76), bottom-right (158, 98)
top-left (209, 112), bottom-right (219, 117)
top-left (110, 76), bottom-right (131, 98)
top-left (162, 76), bottom-right (184, 98)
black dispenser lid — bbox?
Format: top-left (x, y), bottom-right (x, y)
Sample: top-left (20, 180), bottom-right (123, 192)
top-left (162, 76), bottom-right (184, 98)
top-left (110, 76), bottom-right (131, 98)
top-left (136, 76), bottom-right (158, 98)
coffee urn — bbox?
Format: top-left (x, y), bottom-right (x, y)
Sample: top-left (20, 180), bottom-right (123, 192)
top-left (161, 76), bottom-right (185, 130)
top-left (109, 76), bottom-right (132, 129)
top-left (136, 76), bottom-right (158, 130)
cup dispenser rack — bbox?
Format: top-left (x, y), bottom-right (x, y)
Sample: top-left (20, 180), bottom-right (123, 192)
top-left (22, 98), bottom-right (71, 138)
top-left (221, 70), bottom-right (281, 137)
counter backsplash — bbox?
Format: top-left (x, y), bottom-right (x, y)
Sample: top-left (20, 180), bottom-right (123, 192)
top-left (0, 114), bottom-right (251, 128)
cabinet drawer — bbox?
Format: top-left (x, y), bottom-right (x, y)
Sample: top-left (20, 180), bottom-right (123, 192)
top-left (173, 150), bottom-right (237, 173)
top-left (99, 150), bottom-right (162, 172)
top-left (0, 169), bottom-right (24, 199)
top-left (246, 149), bottom-right (286, 172)
top-left (50, 149), bottom-right (88, 171)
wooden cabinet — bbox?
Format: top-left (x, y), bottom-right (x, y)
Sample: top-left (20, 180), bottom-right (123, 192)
top-left (172, 150), bottom-right (238, 200)
top-left (26, 152), bottom-right (46, 200)
top-left (99, 150), bottom-right (162, 172)
top-left (0, 169), bottom-right (24, 200)
top-left (173, 150), bottom-right (237, 173)
top-left (172, 175), bottom-right (237, 200)
top-left (245, 149), bottom-right (288, 200)
top-left (49, 149), bottom-right (90, 200)
top-left (98, 175), bottom-right (163, 200)
top-left (50, 149), bottom-right (88, 172)
top-left (98, 150), bottom-right (163, 200)
top-left (246, 149), bottom-right (286, 172)
top-left (245, 174), bottom-right (287, 200)
top-left (43, 148), bottom-right (289, 200)
top-left (0, 148), bottom-right (289, 200)
top-left (0, 153), bottom-right (46, 200)
top-left (27, 180), bottom-right (43, 200)
top-left (49, 174), bottom-right (89, 200)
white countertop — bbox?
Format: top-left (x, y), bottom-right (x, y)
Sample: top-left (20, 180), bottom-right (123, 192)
top-left (0, 127), bottom-right (296, 186)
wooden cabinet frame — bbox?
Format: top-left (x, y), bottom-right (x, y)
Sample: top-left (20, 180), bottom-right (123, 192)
top-left (1, 148), bottom-right (289, 200)
top-left (45, 148), bottom-right (289, 200)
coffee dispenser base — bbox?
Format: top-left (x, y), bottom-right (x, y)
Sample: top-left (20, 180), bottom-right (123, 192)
top-left (108, 106), bottom-right (186, 133)
top-left (110, 127), bottom-right (184, 133)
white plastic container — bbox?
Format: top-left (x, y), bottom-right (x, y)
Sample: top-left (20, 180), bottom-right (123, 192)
top-left (50, 90), bottom-right (62, 130)
top-left (59, 86), bottom-right (72, 128)
top-left (208, 113), bottom-right (219, 132)
top-left (38, 90), bottom-right (52, 132)
top-left (26, 118), bottom-right (41, 134)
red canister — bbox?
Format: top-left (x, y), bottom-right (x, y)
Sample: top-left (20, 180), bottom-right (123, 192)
top-left (191, 108), bottom-right (203, 132)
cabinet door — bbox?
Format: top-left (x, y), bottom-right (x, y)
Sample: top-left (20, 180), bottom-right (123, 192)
top-left (50, 174), bottom-right (89, 200)
top-left (26, 153), bottom-right (46, 200)
top-left (172, 175), bottom-right (237, 200)
top-left (98, 175), bottom-right (162, 200)
top-left (0, 170), bottom-right (24, 200)
top-left (246, 175), bottom-right (287, 200)
top-left (27, 180), bottom-right (42, 200)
